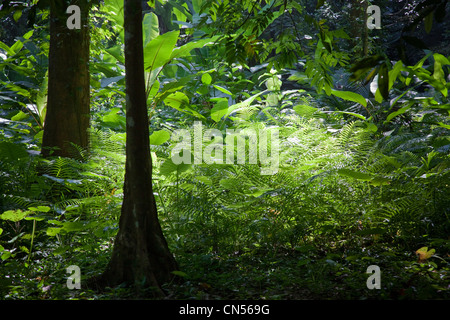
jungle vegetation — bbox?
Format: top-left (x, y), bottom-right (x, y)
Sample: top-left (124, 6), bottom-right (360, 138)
top-left (0, 0), bottom-right (449, 300)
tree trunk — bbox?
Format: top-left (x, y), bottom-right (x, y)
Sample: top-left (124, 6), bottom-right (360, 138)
top-left (41, 0), bottom-right (90, 158)
top-left (349, 0), bottom-right (368, 58)
top-left (97, 0), bottom-right (177, 296)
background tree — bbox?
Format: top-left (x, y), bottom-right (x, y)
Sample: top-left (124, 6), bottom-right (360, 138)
top-left (41, 0), bottom-right (91, 158)
top-left (96, 0), bottom-right (178, 295)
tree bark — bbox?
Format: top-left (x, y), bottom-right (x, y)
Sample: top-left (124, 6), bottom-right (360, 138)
top-left (42, 0), bottom-right (91, 158)
top-left (97, 0), bottom-right (177, 295)
top-left (349, 0), bottom-right (368, 58)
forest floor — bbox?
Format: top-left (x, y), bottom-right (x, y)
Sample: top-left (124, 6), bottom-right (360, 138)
top-left (73, 241), bottom-right (449, 301)
top-left (1, 231), bottom-right (449, 300)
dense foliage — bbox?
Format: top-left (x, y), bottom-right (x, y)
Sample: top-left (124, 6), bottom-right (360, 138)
top-left (0, 0), bottom-right (449, 300)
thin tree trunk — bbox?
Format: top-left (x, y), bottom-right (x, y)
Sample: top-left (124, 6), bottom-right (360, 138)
top-left (362, 0), bottom-right (369, 57)
top-left (42, 0), bottom-right (90, 158)
top-left (349, 0), bottom-right (368, 58)
top-left (96, 0), bottom-right (177, 296)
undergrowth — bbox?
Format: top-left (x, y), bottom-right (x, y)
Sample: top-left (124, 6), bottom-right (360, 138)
top-left (1, 83), bottom-right (449, 301)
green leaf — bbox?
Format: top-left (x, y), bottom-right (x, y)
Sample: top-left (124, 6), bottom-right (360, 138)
top-left (0, 41), bottom-right (14, 56)
top-left (225, 90), bottom-right (268, 119)
top-left (36, 73), bottom-right (48, 124)
top-left (22, 30), bottom-right (34, 40)
top-left (332, 110), bottom-right (366, 120)
top-left (211, 99), bottom-right (229, 122)
top-left (62, 222), bottom-right (85, 232)
top-left (103, 0), bottom-right (124, 40)
top-left (369, 177), bottom-right (390, 186)
top-left (143, 12), bottom-right (159, 46)
top-left (28, 206), bottom-right (51, 213)
top-left (433, 53), bottom-right (450, 83)
top-left (160, 159), bottom-right (192, 176)
top-left (330, 89), bottom-right (367, 107)
top-left (144, 30), bottom-right (180, 71)
top-left (196, 176), bottom-right (212, 185)
top-left (220, 178), bottom-right (238, 189)
top-left (164, 91), bottom-right (189, 109)
top-left (424, 12), bottom-right (433, 34)
top-left (102, 108), bottom-right (126, 130)
top-left (24, 215), bottom-right (45, 222)
top-left (385, 104), bottom-right (411, 123)
top-left (437, 122), bottom-right (450, 130)
top-left (170, 36), bottom-right (220, 61)
top-left (293, 104), bottom-right (319, 118)
top-left (201, 73), bottom-right (212, 85)
top-left (1, 251), bottom-right (11, 261)
top-left (172, 270), bottom-right (188, 278)
top-left (164, 92), bottom-right (205, 119)
top-left (46, 227), bottom-right (62, 237)
top-left (105, 45), bottom-right (125, 64)
top-left (10, 39), bottom-right (24, 55)
top-left (0, 141), bottom-right (28, 162)
top-left (101, 76), bottom-right (124, 88)
top-left (11, 111), bottom-right (28, 121)
top-left (388, 60), bottom-right (403, 90)
top-left (337, 169), bottom-right (373, 181)
top-left (13, 10), bottom-right (22, 22)
top-left (213, 85), bottom-right (232, 96)
top-left (0, 210), bottom-right (27, 222)
top-left (150, 130), bottom-right (171, 145)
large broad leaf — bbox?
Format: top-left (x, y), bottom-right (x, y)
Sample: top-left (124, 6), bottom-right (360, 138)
top-left (101, 108), bottom-right (126, 130)
top-left (210, 99), bottom-right (229, 122)
top-left (388, 60), bottom-right (403, 90)
top-left (0, 210), bottom-right (27, 222)
top-left (160, 158), bottom-right (192, 176)
top-left (153, 75), bottom-right (193, 104)
top-left (164, 91), bottom-right (189, 109)
top-left (150, 130), bottom-right (171, 145)
top-left (144, 30), bottom-right (180, 72)
top-left (433, 53), bottom-right (450, 84)
top-left (101, 75), bottom-right (125, 88)
top-left (330, 89), bottom-right (367, 107)
top-left (164, 92), bottom-right (205, 119)
top-left (105, 45), bottom-right (125, 64)
top-left (169, 36), bottom-right (220, 61)
top-left (143, 12), bottom-right (159, 46)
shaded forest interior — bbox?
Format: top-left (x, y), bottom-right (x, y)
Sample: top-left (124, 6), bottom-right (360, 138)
top-left (0, 0), bottom-right (449, 300)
